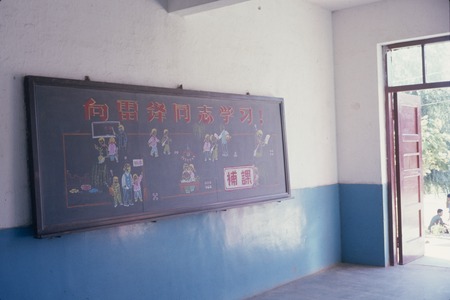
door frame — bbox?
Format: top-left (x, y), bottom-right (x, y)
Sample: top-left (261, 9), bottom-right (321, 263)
top-left (383, 35), bottom-right (450, 266)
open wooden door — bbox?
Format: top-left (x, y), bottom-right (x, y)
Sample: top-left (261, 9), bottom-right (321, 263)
top-left (394, 92), bottom-right (424, 265)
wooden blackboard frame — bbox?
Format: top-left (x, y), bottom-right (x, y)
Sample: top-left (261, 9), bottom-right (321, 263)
top-left (24, 76), bottom-right (291, 238)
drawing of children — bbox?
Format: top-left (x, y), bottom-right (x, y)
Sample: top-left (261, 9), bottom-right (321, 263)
top-left (116, 124), bottom-right (128, 161)
top-left (92, 137), bottom-right (110, 190)
top-left (133, 172), bottom-right (143, 202)
top-left (109, 176), bottom-right (123, 207)
top-left (181, 163), bottom-right (198, 193)
top-left (94, 137), bottom-right (107, 164)
top-left (161, 129), bottom-right (171, 155)
top-left (108, 137), bottom-right (118, 162)
top-left (188, 164), bottom-right (196, 182)
top-left (254, 130), bottom-right (264, 158)
top-left (121, 163), bottom-right (133, 206)
top-left (148, 128), bottom-right (160, 157)
top-left (254, 129), bottom-right (270, 158)
top-left (210, 134), bottom-right (219, 161)
top-left (218, 126), bottom-right (231, 157)
top-left (203, 134), bottom-right (211, 161)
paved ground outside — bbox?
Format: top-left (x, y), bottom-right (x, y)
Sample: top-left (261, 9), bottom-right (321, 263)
top-left (420, 192), bottom-right (450, 268)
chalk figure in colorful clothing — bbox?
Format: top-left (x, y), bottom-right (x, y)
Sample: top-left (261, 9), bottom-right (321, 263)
top-left (109, 176), bottom-right (123, 207)
top-left (253, 128), bottom-right (270, 185)
top-left (92, 137), bottom-right (110, 190)
top-left (203, 134), bottom-right (211, 161)
top-left (94, 137), bottom-right (107, 164)
top-left (218, 126), bottom-right (231, 157)
top-left (161, 129), bottom-right (172, 155)
top-left (148, 128), bottom-right (160, 157)
top-left (108, 137), bottom-right (119, 162)
top-left (116, 124), bottom-right (128, 161)
top-left (121, 163), bottom-right (134, 206)
top-left (253, 129), bottom-right (270, 158)
top-left (181, 163), bottom-right (198, 193)
top-left (133, 172), bottom-right (143, 202)
top-left (210, 134), bottom-right (219, 161)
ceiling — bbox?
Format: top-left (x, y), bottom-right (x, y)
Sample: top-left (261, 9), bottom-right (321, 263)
top-left (167, 0), bottom-right (386, 15)
top-left (306, 0), bottom-right (384, 11)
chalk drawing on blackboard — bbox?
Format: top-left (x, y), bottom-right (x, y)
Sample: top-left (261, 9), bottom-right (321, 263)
top-left (91, 121), bottom-right (120, 138)
top-left (148, 128), bottom-right (160, 157)
top-left (109, 176), bottom-right (123, 208)
top-left (107, 137), bottom-right (118, 163)
top-left (203, 134), bottom-right (211, 161)
top-left (161, 129), bottom-right (172, 155)
top-left (210, 134), bottom-right (219, 161)
top-left (181, 145), bottom-right (196, 163)
top-left (132, 173), bottom-right (143, 202)
top-left (218, 126), bottom-right (231, 157)
top-left (180, 163), bottom-right (199, 194)
top-left (115, 124), bottom-right (128, 161)
top-left (121, 163), bottom-right (134, 207)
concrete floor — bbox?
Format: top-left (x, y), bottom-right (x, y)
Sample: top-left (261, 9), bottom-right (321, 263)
top-left (248, 195), bottom-right (450, 300)
top-left (248, 234), bottom-right (450, 300)
top-left (247, 261), bottom-right (450, 300)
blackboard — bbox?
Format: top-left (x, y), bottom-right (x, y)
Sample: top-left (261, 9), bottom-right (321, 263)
top-left (24, 76), bottom-right (290, 238)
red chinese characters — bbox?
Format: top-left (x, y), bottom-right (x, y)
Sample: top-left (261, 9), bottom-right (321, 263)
top-left (241, 169), bottom-right (253, 186)
top-left (84, 98), bottom-right (109, 121)
top-left (219, 106), bottom-right (234, 125)
top-left (83, 98), bottom-right (263, 126)
top-left (224, 166), bottom-right (255, 190)
top-left (197, 105), bottom-right (214, 124)
top-left (173, 103), bottom-right (191, 123)
top-left (147, 102), bottom-right (167, 123)
top-left (239, 107), bottom-right (253, 124)
top-left (117, 100), bottom-right (139, 121)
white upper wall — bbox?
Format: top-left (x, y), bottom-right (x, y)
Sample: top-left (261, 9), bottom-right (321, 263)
top-left (178, 1), bottom-right (337, 190)
top-left (0, 0), bottom-right (337, 229)
top-left (333, 0), bottom-right (450, 184)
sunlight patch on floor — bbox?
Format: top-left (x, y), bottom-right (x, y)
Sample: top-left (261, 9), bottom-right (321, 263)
top-left (415, 193), bottom-right (450, 267)
top-left (425, 236), bottom-right (450, 258)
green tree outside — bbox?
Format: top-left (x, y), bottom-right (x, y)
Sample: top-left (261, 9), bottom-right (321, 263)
top-left (420, 88), bottom-right (450, 194)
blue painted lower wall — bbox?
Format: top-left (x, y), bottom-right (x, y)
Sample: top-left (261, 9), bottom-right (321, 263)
top-left (339, 183), bottom-right (389, 267)
top-left (0, 185), bottom-right (341, 300)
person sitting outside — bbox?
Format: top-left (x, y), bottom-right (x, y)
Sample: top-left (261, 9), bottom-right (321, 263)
top-left (428, 209), bottom-right (448, 234)
top-left (447, 194), bottom-right (450, 221)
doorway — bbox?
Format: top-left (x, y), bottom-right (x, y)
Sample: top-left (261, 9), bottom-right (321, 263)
top-left (417, 87), bottom-right (450, 268)
top-left (384, 35), bottom-right (450, 266)
top-left (393, 89), bottom-right (450, 267)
